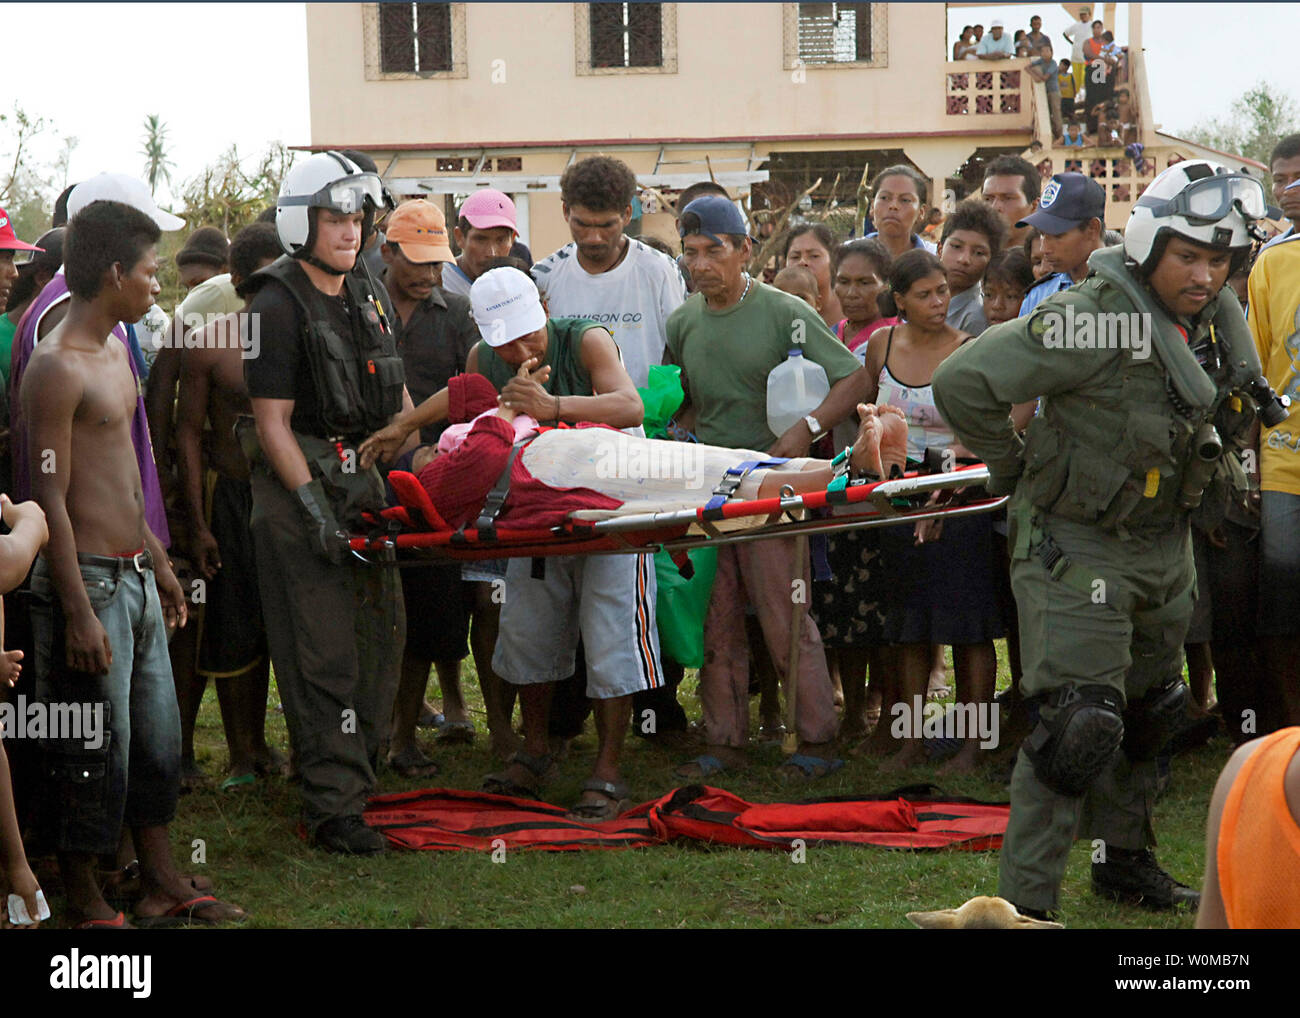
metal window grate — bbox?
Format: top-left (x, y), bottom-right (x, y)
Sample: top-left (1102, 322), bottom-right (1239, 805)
top-left (797, 3), bottom-right (872, 64)
top-left (365, 3), bottom-right (466, 80)
top-left (576, 3), bottom-right (677, 76)
top-left (590, 2), bottom-right (663, 68)
top-left (379, 3), bottom-right (452, 74)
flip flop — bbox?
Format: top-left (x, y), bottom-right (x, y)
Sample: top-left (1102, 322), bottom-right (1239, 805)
top-left (134, 895), bottom-right (246, 928)
top-left (675, 754), bottom-right (731, 779)
top-left (220, 773), bottom-right (257, 792)
top-left (778, 754), bottom-right (846, 780)
top-left (417, 709), bottom-right (446, 730)
top-left (71, 911), bottom-right (128, 930)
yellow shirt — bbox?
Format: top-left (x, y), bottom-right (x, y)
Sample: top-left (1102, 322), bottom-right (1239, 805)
top-left (1249, 236), bottom-right (1300, 494)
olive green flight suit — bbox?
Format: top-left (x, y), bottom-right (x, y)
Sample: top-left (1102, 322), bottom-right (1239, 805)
top-left (932, 253), bottom-right (1255, 911)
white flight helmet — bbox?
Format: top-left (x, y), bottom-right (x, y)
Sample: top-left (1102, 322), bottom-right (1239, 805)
top-left (275, 150), bottom-right (386, 264)
top-left (1125, 159), bottom-right (1267, 273)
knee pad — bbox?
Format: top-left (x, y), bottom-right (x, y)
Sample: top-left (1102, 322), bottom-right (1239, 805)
top-left (1023, 685), bottom-right (1125, 796)
top-left (1122, 676), bottom-right (1190, 761)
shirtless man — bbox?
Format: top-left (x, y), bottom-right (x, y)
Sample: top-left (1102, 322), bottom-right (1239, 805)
top-left (174, 222), bottom-right (283, 788)
top-left (24, 199), bottom-right (243, 927)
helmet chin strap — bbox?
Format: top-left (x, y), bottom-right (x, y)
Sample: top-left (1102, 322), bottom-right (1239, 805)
top-left (296, 250), bottom-right (349, 277)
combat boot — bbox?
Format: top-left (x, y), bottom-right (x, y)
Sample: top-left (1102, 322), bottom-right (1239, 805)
top-left (314, 815), bottom-right (387, 855)
top-left (1092, 846), bottom-right (1199, 909)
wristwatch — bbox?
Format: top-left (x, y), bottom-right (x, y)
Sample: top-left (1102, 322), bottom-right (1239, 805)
top-left (804, 414), bottom-right (824, 440)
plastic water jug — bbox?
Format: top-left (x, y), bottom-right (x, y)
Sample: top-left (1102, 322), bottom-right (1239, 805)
top-left (766, 348), bottom-right (829, 438)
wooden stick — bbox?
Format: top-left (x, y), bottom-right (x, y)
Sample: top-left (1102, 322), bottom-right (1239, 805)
top-left (783, 521), bottom-right (809, 755)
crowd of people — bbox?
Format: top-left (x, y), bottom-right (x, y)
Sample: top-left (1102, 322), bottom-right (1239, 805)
top-left (0, 121), bottom-right (1298, 928)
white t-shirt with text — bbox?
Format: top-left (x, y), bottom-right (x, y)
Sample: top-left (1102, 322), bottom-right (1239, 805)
top-left (530, 238), bottom-right (687, 389)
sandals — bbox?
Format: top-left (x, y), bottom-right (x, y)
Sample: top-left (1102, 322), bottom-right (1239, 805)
top-left (565, 779), bottom-right (633, 823)
top-left (133, 894), bottom-right (247, 928)
top-left (70, 911), bottom-right (128, 930)
top-left (482, 750), bottom-right (554, 798)
top-left (387, 748), bottom-right (440, 779)
top-left (778, 753), bottom-right (846, 780)
top-left (675, 754), bottom-right (733, 779)
top-left (436, 719), bottom-right (476, 745)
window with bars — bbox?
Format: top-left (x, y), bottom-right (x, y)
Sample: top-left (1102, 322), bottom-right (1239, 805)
top-left (379, 2), bottom-right (453, 74)
top-left (590, 3), bottom-right (664, 68)
top-left (797, 3), bottom-right (873, 64)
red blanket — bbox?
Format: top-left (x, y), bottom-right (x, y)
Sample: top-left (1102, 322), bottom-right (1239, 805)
top-left (363, 784), bottom-right (1008, 852)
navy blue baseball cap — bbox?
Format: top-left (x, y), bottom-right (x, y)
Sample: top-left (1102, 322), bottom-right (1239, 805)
top-left (1018, 173), bottom-right (1106, 234)
top-left (679, 195), bottom-right (749, 244)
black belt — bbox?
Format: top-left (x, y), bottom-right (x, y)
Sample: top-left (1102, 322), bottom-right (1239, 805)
top-left (77, 550), bottom-right (154, 574)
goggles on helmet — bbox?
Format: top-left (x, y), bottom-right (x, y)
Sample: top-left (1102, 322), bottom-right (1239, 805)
top-left (1137, 173), bottom-right (1267, 226)
top-left (280, 172), bottom-right (386, 216)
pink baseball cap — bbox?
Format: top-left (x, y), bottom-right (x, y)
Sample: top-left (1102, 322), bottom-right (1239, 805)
top-left (458, 189), bottom-right (518, 233)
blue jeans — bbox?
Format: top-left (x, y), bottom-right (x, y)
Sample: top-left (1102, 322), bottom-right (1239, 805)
top-left (30, 553), bottom-right (181, 855)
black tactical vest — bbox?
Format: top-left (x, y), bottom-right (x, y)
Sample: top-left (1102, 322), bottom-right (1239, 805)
top-left (255, 256), bottom-right (405, 439)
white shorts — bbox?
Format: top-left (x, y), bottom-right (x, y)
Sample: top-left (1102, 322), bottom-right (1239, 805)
top-left (491, 552), bottom-right (663, 699)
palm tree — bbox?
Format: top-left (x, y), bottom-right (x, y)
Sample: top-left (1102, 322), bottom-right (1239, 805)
top-left (140, 114), bottom-right (174, 196)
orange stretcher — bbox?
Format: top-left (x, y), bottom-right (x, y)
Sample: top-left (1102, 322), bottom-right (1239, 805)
top-left (345, 463), bottom-right (1008, 565)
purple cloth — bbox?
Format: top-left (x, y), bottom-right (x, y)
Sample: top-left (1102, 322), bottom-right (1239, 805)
top-left (10, 272), bottom-right (170, 546)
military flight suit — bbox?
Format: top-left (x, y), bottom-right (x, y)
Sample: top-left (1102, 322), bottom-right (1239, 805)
top-left (244, 257), bottom-right (407, 832)
top-left (931, 246), bottom-right (1258, 911)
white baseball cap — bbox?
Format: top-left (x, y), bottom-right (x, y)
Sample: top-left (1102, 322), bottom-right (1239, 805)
top-left (990, 18), bottom-right (1005, 28)
top-left (470, 267), bottom-right (546, 347)
top-left (67, 173), bottom-right (185, 231)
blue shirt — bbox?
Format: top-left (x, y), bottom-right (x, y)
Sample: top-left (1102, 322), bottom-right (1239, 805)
top-left (1262, 225), bottom-right (1296, 251)
top-left (1019, 272), bottom-right (1075, 316)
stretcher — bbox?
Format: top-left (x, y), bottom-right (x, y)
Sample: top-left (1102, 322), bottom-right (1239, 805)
top-left (345, 462), bottom-right (1008, 566)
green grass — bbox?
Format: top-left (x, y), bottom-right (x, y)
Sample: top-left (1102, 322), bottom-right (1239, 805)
top-left (170, 642), bottom-right (1227, 929)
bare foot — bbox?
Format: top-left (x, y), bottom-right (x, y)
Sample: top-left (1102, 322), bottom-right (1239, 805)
top-left (879, 740), bottom-right (928, 773)
top-left (876, 403), bottom-right (909, 478)
top-left (937, 742), bottom-right (984, 775)
top-left (849, 403), bottom-right (885, 478)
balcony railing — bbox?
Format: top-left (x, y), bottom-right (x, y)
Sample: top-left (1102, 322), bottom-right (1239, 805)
top-left (943, 58), bottom-right (1035, 128)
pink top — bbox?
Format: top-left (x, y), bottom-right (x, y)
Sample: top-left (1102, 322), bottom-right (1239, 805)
top-left (837, 316), bottom-right (899, 355)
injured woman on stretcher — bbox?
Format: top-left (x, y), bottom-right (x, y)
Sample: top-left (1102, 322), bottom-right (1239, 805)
top-left (357, 359), bottom-right (913, 532)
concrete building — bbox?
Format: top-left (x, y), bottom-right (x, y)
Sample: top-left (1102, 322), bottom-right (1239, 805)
top-left (303, 3), bottom-right (1263, 256)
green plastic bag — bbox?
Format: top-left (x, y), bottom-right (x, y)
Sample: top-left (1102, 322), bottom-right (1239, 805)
top-left (637, 364), bottom-right (685, 440)
top-left (653, 546), bottom-right (717, 669)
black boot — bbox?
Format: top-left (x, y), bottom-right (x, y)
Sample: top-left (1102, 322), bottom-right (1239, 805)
top-left (1092, 846), bottom-right (1199, 909)
top-left (314, 815), bottom-right (387, 855)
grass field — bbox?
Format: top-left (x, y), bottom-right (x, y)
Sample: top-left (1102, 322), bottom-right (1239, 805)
top-left (165, 641), bottom-right (1228, 930)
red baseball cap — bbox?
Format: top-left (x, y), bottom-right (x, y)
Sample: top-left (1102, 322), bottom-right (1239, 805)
top-left (0, 207), bottom-right (44, 261)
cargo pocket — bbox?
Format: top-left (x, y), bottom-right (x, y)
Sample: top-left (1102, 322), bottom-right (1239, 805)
top-left (41, 700), bottom-right (114, 852)
top-left (1116, 411), bottom-right (1174, 472)
top-left (1020, 424), bottom-right (1069, 511)
top-left (1053, 448), bottom-right (1131, 524)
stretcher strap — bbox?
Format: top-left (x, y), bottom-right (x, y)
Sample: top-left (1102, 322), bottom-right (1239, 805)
top-left (462, 438), bottom-right (529, 543)
top-left (704, 457), bottom-right (790, 514)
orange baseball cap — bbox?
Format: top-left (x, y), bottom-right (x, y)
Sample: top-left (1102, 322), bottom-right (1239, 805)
top-left (385, 199), bottom-right (455, 263)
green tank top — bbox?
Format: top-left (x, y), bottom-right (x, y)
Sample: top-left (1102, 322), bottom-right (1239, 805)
top-left (476, 317), bottom-right (598, 398)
